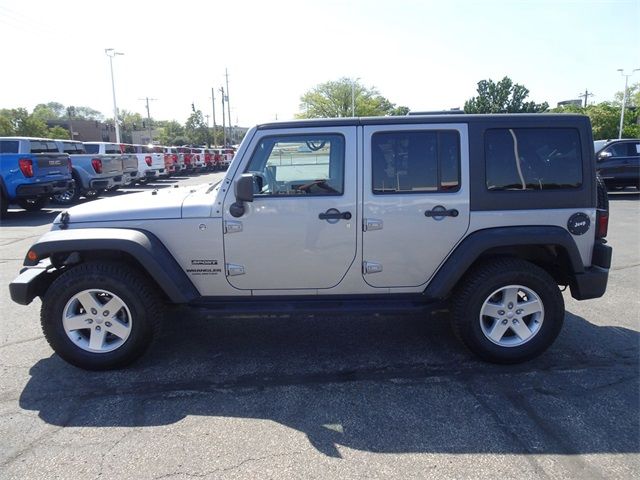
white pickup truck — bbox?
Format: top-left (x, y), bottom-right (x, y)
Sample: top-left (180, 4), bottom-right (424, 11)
top-left (83, 142), bottom-right (138, 187)
top-left (122, 144), bottom-right (164, 182)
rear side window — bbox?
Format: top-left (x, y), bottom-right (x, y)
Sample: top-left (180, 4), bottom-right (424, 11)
top-left (122, 145), bottom-right (136, 154)
top-left (85, 144), bottom-right (99, 154)
top-left (29, 141), bottom-right (58, 153)
top-left (372, 130), bottom-right (460, 194)
top-left (0, 140), bottom-right (19, 153)
top-left (603, 142), bottom-right (639, 157)
top-left (61, 142), bottom-right (86, 154)
top-left (485, 128), bottom-right (582, 191)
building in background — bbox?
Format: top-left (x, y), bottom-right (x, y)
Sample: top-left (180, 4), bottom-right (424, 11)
top-left (557, 99), bottom-right (583, 108)
top-left (47, 119), bottom-right (116, 142)
top-left (132, 129), bottom-right (163, 145)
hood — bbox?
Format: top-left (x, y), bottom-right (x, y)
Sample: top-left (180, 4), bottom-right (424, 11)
top-left (53, 184), bottom-right (216, 225)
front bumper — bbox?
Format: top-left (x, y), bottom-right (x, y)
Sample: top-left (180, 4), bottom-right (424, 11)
top-left (9, 259), bottom-right (56, 306)
top-left (15, 180), bottom-right (74, 198)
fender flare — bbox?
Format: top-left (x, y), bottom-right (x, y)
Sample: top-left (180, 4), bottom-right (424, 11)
top-left (24, 228), bottom-right (199, 303)
top-left (423, 226), bottom-right (584, 300)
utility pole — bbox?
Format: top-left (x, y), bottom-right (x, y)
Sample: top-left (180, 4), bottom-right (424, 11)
top-left (578, 89), bottom-right (594, 108)
top-left (225, 68), bottom-right (232, 144)
top-left (220, 87), bottom-right (227, 146)
top-left (139, 97), bottom-right (157, 143)
top-left (67, 106), bottom-right (75, 140)
top-left (211, 87), bottom-right (217, 146)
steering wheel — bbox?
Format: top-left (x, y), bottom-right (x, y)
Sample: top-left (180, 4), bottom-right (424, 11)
top-left (296, 179), bottom-right (339, 194)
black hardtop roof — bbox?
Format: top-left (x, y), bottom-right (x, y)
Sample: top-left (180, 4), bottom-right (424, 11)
top-left (256, 114), bottom-right (590, 130)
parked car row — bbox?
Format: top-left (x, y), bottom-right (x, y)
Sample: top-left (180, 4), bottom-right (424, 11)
top-left (0, 136), bottom-right (236, 216)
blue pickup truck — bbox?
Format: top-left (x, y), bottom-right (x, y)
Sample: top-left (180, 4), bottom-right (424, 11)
top-left (0, 137), bottom-right (74, 217)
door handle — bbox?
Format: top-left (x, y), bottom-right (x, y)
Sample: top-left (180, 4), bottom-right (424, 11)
top-left (319, 209), bottom-right (352, 220)
top-left (424, 206), bottom-right (459, 218)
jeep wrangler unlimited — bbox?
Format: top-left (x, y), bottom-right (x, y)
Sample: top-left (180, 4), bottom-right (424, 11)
top-left (9, 114), bottom-right (612, 370)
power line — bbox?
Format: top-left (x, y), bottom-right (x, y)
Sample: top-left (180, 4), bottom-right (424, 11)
top-left (578, 89), bottom-right (594, 108)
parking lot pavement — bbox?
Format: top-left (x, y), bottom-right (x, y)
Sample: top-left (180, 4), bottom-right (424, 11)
top-left (0, 182), bottom-right (638, 479)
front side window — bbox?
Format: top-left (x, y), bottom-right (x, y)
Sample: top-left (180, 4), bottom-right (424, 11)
top-left (245, 134), bottom-right (345, 196)
top-left (372, 130), bottom-right (460, 194)
top-left (485, 128), bottom-right (582, 190)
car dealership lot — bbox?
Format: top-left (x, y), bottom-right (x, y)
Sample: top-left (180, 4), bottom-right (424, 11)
top-left (0, 176), bottom-right (638, 479)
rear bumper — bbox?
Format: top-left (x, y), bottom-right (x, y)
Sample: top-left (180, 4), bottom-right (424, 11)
top-left (15, 180), bottom-right (74, 198)
top-left (570, 243), bottom-right (612, 300)
top-left (89, 176), bottom-right (120, 190)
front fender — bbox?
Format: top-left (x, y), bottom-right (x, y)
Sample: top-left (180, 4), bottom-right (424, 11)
top-left (21, 228), bottom-right (199, 304)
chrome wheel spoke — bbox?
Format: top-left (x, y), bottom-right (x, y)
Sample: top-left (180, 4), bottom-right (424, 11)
top-left (482, 303), bottom-right (503, 319)
top-left (518, 299), bottom-right (543, 317)
top-left (106, 319), bottom-right (130, 340)
top-left (89, 327), bottom-right (107, 350)
top-left (510, 320), bottom-right (533, 341)
top-left (488, 320), bottom-right (510, 342)
top-left (64, 314), bottom-right (92, 331)
top-left (502, 287), bottom-right (519, 308)
top-left (76, 291), bottom-right (102, 312)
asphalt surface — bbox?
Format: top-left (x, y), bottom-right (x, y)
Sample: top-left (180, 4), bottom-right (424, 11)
top-left (0, 174), bottom-right (638, 479)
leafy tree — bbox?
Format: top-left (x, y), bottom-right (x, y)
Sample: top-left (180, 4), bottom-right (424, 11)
top-left (297, 78), bottom-right (409, 118)
top-left (613, 82), bottom-right (640, 108)
top-left (48, 125), bottom-right (70, 139)
top-left (0, 115), bottom-right (14, 135)
top-left (0, 108), bottom-right (49, 137)
top-left (72, 106), bottom-right (103, 121)
top-left (32, 104), bottom-right (61, 122)
top-left (157, 120), bottom-right (186, 146)
top-left (185, 110), bottom-right (209, 145)
top-left (552, 101), bottom-right (639, 140)
top-left (464, 77), bottom-right (549, 113)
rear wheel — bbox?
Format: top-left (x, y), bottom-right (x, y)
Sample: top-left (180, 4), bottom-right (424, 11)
top-left (16, 196), bottom-right (48, 212)
top-left (451, 258), bottom-right (564, 364)
top-left (41, 262), bottom-right (163, 370)
top-left (0, 190), bottom-right (8, 218)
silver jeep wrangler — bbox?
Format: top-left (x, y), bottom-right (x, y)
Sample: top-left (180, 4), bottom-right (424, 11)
top-left (9, 114), bottom-right (612, 370)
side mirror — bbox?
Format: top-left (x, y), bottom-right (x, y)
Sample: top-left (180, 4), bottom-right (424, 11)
top-left (229, 174), bottom-right (254, 218)
top-left (235, 173), bottom-right (254, 202)
top-left (598, 151), bottom-right (612, 161)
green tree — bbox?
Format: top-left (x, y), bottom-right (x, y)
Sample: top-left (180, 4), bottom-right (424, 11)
top-left (48, 125), bottom-right (70, 139)
top-left (464, 77), bottom-right (549, 113)
top-left (0, 108), bottom-right (49, 137)
top-left (297, 78), bottom-right (408, 118)
top-left (32, 103), bottom-right (62, 122)
top-left (185, 110), bottom-right (209, 145)
top-left (0, 114), bottom-right (15, 135)
top-left (156, 120), bottom-right (186, 145)
top-left (553, 101), bottom-right (639, 140)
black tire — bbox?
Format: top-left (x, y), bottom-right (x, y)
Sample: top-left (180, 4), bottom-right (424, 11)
top-left (41, 261), bottom-right (163, 370)
top-left (51, 175), bottom-right (82, 205)
top-left (451, 258), bottom-right (565, 364)
top-left (0, 191), bottom-right (8, 218)
top-left (16, 196), bottom-right (48, 211)
top-left (84, 189), bottom-right (104, 199)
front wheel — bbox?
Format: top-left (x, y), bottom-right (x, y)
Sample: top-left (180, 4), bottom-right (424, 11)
top-left (41, 262), bottom-right (163, 370)
top-left (451, 258), bottom-right (564, 364)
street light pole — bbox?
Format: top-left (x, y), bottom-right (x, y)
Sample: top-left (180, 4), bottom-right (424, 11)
top-left (105, 48), bottom-right (124, 143)
top-left (351, 77), bottom-right (361, 117)
top-left (617, 68), bottom-right (640, 139)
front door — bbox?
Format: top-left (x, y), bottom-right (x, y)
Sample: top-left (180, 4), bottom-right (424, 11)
top-left (222, 127), bottom-right (357, 291)
top-left (362, 123), bottom-right (470, 288)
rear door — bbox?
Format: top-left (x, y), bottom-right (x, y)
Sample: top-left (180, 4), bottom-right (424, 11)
top-left (222, 127), bottom-right (357, 290)
top-left (361, 123), bottom-right (470, 288)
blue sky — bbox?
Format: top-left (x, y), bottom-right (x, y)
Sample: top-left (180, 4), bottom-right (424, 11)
top-left (0, 0), bottom-right (638, 126)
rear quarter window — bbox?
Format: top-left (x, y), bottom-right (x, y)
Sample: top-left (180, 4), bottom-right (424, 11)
top-left (0, 140), bottom-right (19, 153)
top-left (84, 144), bottom-right (99, 154)
top-left (485, 128), bottom-right (582, 191)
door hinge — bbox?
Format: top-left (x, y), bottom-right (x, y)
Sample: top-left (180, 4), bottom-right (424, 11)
top-left (226, 263), bottom-right (245, 276)
top-left (363, 218), bottom-right (383, 231)
top-left (363, 261), bottom-right (383, 274)
top-left (224, 220), bottom-right (243, 234)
